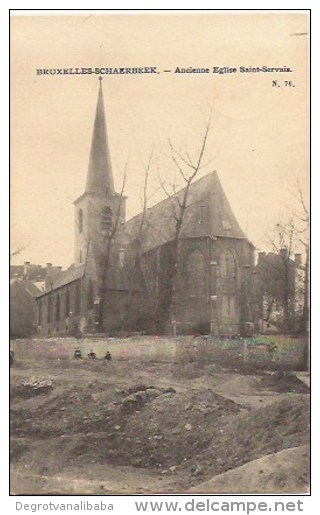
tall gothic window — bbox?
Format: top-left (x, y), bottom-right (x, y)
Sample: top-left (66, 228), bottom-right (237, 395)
top-left (119, 249), bottom-right (125, 268)
top-left (219, 248), bottom-right (237, 294)
top-left (87, 279), bottom-right (94, 310)
top-left (38, 301), bottom-right (42, 325)
top-left (55, 293), bottom-right (60, 321)
top-left (101, 206), bottom-right (113, 233)
top-left (199, 205), bottom-right (206, 224)
top-left (47, 296), bottom-right (52, 323)
top-left (187, 250), bottom-right (207, 297)
top-left (75, 283), bottom-right (81, 315)
top-left (78, 209), bottom-right (83, 233)
top-left (65, 289), bottom-right (70, 317)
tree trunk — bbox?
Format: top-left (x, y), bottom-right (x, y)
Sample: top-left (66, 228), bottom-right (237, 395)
top-left (301, 244), bottom-right (309, 335)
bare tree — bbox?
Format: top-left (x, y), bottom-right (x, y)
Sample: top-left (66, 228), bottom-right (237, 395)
top-left (260, 178), bottom-right (309, 335)
top-left (290, 180), bottom-right (309, 336)
top-left (94, 166), bottom-right (127, 331)
top-left (10, 225), bottom-right (31, 261)
top-left (10, 243), bottom-right (30, 261)
top-left (158, 120), bottom-right (211, 335)
top-left (262, 218), bottom-right (297, 333)
top-left (123, 151), bottom-right (153, 328)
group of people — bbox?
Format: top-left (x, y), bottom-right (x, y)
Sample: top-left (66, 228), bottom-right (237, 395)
top-left (73, 349), bottom-right (112, 361)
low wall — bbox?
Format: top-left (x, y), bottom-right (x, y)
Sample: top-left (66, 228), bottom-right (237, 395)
top-left (176, 335), bottom-right (308, 371)
top-left (10, 336), bottom-right (183, 362)
top-left (10, 334), bottom-right (308, 370)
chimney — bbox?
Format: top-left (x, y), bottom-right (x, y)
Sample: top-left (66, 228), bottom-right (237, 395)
top-left (23, 261), bottom-right (31, 277)
top-left (295, 253), bottom-right (302, 268)
top-left (57, 266), bottom-right (63, 273)
top-left (45, 263), bottom-right (53, 289)
top-left (279, 248), bottom-right (289, 260)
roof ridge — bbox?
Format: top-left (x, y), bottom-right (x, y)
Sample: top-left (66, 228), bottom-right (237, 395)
top-left (124, 170), bottom-right (247, 253)
top-left (125, 170), bottom-right (217, 226)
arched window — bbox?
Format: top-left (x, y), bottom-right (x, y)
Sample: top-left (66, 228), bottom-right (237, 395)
top-left (38, 301), bottom-right (42, 325)
top-left (75, 283), bottom-right (81, 315)
top-left (199, 205), bottom-right (206, 224)
top-left (101, 206), bottom-right (112, 233)
top-left (55, 293), bottom-right (60, 321)
top-left (187, 250), bottom-right (207, 297)
top-left (87, 279), bottom-right (94, 310)
top-left (78, 209), bottom-right (83, 233)
top-left (65, 289), bottom-right (70, 317)
top-left (219, 249), bottom-right (237, 294)
top-left (119, 249), bottom-right (125, 268)
top-left (47, 296), bottom-right (52, 323)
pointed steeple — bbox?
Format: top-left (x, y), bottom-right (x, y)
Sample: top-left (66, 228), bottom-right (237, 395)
top-left (85, 78), bottom-right (115, 194)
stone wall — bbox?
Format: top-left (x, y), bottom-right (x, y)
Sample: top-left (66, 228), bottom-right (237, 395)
top-left (11, 334), bottom-right (308, 370)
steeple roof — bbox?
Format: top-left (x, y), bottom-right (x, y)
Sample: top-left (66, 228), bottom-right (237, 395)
top-left (85, 79), bottom-right (115, 195)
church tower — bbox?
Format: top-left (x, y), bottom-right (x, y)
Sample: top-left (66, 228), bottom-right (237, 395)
top-left (73, 79), bottom-right (126, 266)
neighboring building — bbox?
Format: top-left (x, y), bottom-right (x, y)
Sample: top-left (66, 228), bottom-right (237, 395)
top-left (10, 262), bottom-right (63, 292)
top-left (10, 279), bottom-right (41, 337)
top-left (255, 250), bottom-right (302, 333)
top-left (35, 81), bottom-right (256, 337)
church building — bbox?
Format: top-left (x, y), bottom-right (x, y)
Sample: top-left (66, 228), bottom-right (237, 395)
top-left (35, 81), bottom-right (256, 337)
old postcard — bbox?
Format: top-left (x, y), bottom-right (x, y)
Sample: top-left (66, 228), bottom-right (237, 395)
top-left (10, 11), bottom-right (310, 497)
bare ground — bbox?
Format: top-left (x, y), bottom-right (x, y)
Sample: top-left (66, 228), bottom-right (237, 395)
top-left (10, 343), bottom-right (310, 495)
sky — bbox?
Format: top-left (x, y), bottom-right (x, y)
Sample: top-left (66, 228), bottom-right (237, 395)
top-left (10, 12), bottom-right (309, 269)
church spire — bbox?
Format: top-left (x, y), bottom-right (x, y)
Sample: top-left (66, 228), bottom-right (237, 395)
top-left (85, 78), bottom-right (115, 195)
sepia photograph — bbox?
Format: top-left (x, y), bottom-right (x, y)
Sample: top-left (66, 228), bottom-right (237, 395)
top-left (10, 11), bottom-right (310, 496)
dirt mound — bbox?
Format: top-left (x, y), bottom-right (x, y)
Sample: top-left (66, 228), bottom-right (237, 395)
top-left (12, 380), bottom-right (53, 399)
top-left (10, 438), bottom-right (29, 462)
top-left (10, 382), bottom-right (177, 438)
top-left (55, 388), bottom-right (242, 470)
top-left (10, 346), bottom-right (311, 495)
top-left (11, 377), bottom-right (309, 485)
top-left (112, 389), bottom-right (239, 468)
top-left (57, 392), bottom-right (309, 483)
top-left (10, 345), bottom-right (310, 497)
top-left (257, 372), bottom-right (310, 394)
top-left (189, 445), bottom-right (309, 494)
top-left (185, 395), bottom-right (310, 483)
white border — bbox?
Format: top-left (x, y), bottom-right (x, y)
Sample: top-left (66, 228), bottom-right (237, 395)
top-left (3, 4), bottom-right (317, 513)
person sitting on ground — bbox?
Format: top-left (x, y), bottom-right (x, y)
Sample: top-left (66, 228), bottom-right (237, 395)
top-left (87, 350), bottom-right (97, 359)
top-left (73, 349), bottom-right (82, 359)
top-left (104, 351), bottom-right (112, 361)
